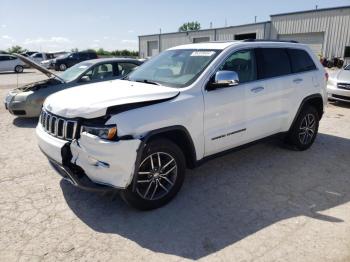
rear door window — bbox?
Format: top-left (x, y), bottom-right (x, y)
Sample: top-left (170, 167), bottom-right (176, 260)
top-left (287, 49), bottom-right (316, 73)
top-left (259, 48), bottom-right (292, 79)
top-left (0, 56), bottom-right (10, 61)
top-left (90, 63), bottom-right (114, 80)
top-left (118, 62), bottom-right (139, 76)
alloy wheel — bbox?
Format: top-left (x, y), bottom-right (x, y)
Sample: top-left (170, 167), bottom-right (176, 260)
top-left (136, 152), bottom-right (177, 201)
top-left (298, 113), bottom-right (316, 145)
top-left (60, 64), bottom-right (67, 71)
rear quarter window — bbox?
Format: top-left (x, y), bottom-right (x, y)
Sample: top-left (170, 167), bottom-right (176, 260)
top-left (287, 49), bottom-right (316, 73)
top-left (259, 48), bottom-right (291, 79)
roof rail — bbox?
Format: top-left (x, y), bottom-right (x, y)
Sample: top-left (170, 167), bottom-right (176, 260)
top-left (243, 39), bottom-right (299, 43)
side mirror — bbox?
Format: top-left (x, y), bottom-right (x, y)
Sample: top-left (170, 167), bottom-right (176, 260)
top-left (207, 70), bottom-right (239, 90)
top-left (80, 75), bottom-right (90, 82)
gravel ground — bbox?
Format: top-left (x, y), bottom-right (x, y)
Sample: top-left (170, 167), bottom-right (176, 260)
top-left (0, 71), bottom-right (350, 261)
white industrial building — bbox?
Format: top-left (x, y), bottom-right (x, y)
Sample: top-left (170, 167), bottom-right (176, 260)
top-left (138, 5), bottom-right (350, 62)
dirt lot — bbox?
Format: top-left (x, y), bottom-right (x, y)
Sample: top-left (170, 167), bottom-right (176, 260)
top-left (0, 70), bottom-right (350, 261)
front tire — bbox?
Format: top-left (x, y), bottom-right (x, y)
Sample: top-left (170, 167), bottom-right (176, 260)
top-left (15, 65), bottom-right (23, 73)
top-left (121, 138), bottom-right (186, 210)
top-left (286, 106), bottom-right (319, 151)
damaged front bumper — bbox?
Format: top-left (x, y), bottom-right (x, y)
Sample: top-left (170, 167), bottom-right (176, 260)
top-left (36, 124), bottom-right (142, 191)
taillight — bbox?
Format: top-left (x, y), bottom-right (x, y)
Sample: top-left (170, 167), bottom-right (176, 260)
top-left (325, 72), bottom-right (329, 82)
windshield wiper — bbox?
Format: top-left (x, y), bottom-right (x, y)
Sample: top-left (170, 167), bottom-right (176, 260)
top-left (135, 79), bottom-right (160, 85)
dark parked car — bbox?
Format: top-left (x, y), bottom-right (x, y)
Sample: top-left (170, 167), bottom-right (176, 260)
top-left (52, 51), bottom-right (98, 71)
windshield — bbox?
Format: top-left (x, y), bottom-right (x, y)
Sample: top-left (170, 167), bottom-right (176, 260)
top-left (127, 49), bottom-right (220, 88)
top-left (59, 62), bottom-right (92, 82)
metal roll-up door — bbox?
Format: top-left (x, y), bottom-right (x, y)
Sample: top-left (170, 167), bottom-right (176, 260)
top-left (278, 33), bottom-right (324, 56)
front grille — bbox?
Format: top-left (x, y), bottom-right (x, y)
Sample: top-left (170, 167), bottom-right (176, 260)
top-left (337, 83), bottom-right (350, 90)
top-left (39, 109), bottom-right (78, 141)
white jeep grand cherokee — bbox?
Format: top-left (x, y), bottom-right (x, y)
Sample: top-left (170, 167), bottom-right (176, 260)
top-left (37, 40), bottom-right (327, 210)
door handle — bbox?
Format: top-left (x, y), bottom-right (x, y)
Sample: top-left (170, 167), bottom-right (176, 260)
top-left (293, 78), bottom-right (303, 84)
top-left (250, 86), bottom-right (264, 93)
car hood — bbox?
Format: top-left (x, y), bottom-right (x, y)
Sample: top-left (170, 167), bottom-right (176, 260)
top-left (13, 78), bottom-right (62, 93)
top-left (14, 54), bottom-right (65, 83)
top-left (335, 69), bottom-right (350, 83)
top-left (43, 80), bottom-right (180, 119)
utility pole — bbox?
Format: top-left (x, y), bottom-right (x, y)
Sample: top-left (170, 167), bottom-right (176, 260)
top-left (254, 16), bottom-right (257, 23)
top-left (315, 5), bottom-right (318, 10)
top-left (210, 22), bottom-right (213, 29)
top-left (225, 18), bottom-right (227, 27)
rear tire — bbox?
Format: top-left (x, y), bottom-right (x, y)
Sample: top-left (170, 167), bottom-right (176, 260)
top-left (286, 106), bottom-right (319, 151)
top-left (121, 138), bottom-right (186, 210)
top-left (15, 65), bottom-right (23, 73)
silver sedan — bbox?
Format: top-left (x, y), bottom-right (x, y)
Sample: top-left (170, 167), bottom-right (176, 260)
top-left (327, 64), bottom-right (350, 103)
top-left (4, 55), bottom-right (143, 117)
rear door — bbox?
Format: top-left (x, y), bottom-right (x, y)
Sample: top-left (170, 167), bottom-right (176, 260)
top-left (0, 55), bottom-right (17, 71)
top-left (245, 48), bottom-right (294, 140)
top-left (285, 48), bottom-right (319, 125)
top-left (0, 56), bottom-right (9, 71)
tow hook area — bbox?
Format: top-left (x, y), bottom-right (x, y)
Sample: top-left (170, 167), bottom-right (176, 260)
top-left (69, 132), bottom-right (141, 189)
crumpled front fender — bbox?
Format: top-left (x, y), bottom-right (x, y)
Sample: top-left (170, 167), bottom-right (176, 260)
top-left (70, 133), bottom-right (141, 189)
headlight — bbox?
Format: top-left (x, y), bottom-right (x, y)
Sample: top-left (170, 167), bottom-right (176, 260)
top-left (81, 125), bottom-right (117, 140)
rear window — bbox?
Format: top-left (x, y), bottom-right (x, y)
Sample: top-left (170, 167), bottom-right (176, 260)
top-left (260, 48), bottom-right (291, 78)
top-left (287, 49), bottom-right (316, 73)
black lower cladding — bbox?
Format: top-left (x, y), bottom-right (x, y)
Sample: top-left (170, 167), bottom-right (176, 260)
top-left (332, 94), bottom-right (350, 101)
top-left (12, 110), bottom-right (26, 115)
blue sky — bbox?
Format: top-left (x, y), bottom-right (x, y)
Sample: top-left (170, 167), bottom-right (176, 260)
top-left (0, 0), bottom-right (349, 52)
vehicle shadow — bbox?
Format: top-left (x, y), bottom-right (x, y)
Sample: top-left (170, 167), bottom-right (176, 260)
top-left (60, 133), bottom-right (350, 260)
top-left (0, 71), bottom-right (31, 75)
top-left (12, 117), bottom-right (38, 128)
top-left (329, 101), bottom-right (350, 109)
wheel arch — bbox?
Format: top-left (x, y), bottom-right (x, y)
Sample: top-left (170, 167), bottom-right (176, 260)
top-left (141, 125), bottom-right (197, 169)
top-left (290, 94), bottom-right (324, 130)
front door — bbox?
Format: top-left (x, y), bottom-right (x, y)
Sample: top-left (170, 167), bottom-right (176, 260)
top-left (203, 49), bottom-right (258, 156)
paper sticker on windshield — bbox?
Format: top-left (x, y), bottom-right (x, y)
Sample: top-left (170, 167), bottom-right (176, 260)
top-left (78, 65), bottom-right (88, 69)
top-left (190, 51), bottom-right (215, 57)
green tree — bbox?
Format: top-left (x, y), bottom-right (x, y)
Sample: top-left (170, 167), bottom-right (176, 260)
top-left (178, 21), bottom-right (201, 32)
top-left (96, 48), bottom-right (111, 56)
top-left (7, 45), bottom-right (27, 54)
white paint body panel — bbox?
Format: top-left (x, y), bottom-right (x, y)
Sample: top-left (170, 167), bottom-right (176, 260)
top-left (43, 80), bottom-right (179, 119)
top-left (36, 124), bottom-right (67, 164)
